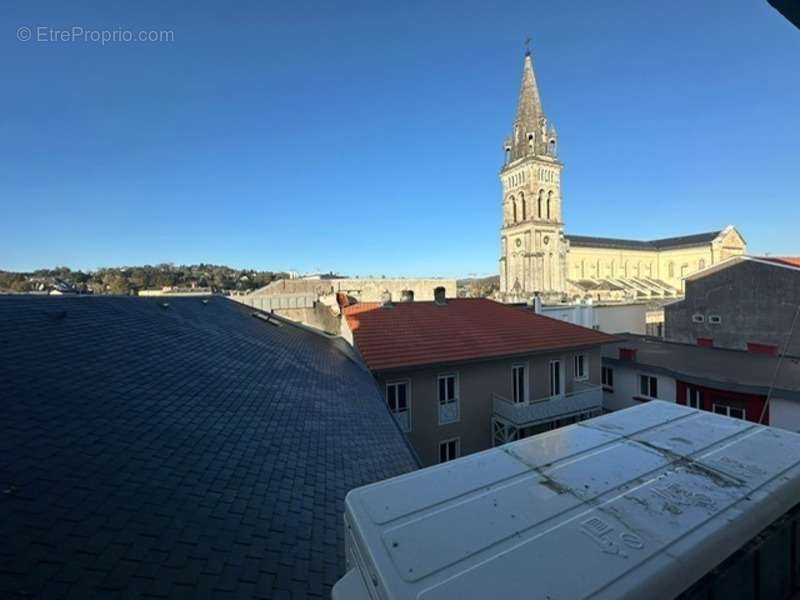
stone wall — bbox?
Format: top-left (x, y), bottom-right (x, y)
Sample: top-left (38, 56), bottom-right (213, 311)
top-left (236, 277), bottom-right (457, 334)
top-left (248, 277), bottom-right (456, 303)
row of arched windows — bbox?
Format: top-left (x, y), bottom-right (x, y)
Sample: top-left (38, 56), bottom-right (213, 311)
top-left (508, 189), bottom-right (554, 224)
top-left (578, 258), bottom-right (710, 280)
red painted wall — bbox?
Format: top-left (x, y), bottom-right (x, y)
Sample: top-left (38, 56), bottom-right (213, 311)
top-left (676, 380), bottom-right (769, 425)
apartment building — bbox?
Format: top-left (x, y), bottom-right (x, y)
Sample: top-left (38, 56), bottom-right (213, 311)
top-left (602, 334), bottom-right (800, 431)
top-left (342, 293), bottom-right (616, 466)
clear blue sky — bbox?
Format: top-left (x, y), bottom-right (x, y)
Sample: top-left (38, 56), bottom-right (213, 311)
top-left (2, 1), bottom-right (798, 277)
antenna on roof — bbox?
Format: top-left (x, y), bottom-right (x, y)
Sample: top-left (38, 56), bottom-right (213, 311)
top-left (759, 304), bottom-right (800, 424)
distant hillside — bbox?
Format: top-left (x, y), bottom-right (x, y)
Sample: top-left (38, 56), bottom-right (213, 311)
top-left (0, 264), bottom-right (287, 295)
top-left (457, 275), bottom-right (500, 297)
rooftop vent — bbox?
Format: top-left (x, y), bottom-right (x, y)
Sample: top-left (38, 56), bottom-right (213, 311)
top-left (434, 286), bottom-right (446, 306)
top-left (252, 311), bottom-right (282, 327)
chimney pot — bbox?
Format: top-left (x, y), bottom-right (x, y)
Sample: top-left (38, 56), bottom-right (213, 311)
top-left (380, 290), bottom-right (393, 308)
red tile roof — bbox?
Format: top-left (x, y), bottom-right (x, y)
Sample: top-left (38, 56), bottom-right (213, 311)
top-left (763, 257), bottom-right (800, 269)
top-left (343, 298), bottom-right (618, 372)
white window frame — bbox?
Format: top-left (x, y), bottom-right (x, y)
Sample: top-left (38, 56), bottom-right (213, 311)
top-left (601, 366), bottom-right (614, 390)
top-left (438, 437), bottom-right (461, 463)
top-left (686, 387), bottom-right (702, 409)
top-left (708, 315), bottom-right (722, 325)
top-left (549, 360), bottom-right (563, 398)
top-left (437, 372), bottom-right (460, 425)
top-left (386, 379), bottom-right (412, 432)
top-left (639, 374), bottom-right (658, 400)
top-left (512, 363), bottom-right (528, 404)
top-left (713, 404), bottom-right (746, 420)
top-left (574, 354), bottom-right (588, 381)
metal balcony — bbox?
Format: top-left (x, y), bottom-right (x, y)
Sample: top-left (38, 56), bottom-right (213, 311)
top-left (492, 381), bottom-right (603, 428)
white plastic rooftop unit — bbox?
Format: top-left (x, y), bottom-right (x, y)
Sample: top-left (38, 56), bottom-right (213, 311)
top-left (335, 402), bottom-right (800, 600)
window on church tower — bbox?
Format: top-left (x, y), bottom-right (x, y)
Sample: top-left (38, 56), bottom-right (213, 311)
top-left (538, 190), bottom-right (543, 218)
top-left (546, 191), bottom-right (552, 220)
top-left (520, 192), bottom-right (526, 220)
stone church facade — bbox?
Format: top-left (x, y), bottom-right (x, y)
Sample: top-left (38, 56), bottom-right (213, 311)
top-left (498, 50), bottom-right (746, 303)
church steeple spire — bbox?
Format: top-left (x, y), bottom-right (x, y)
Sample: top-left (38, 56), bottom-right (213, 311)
top-left (516, 48), bottom-right (543, 127)
top-left (504, 44), bottom-right (557, 164)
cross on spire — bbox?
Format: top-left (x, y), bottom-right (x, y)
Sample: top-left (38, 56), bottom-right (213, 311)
top-left (525, 36), bottom-right (532, 56)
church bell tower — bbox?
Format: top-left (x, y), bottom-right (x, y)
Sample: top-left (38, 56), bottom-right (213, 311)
top-left (499, 45), bottom-right (569, 301)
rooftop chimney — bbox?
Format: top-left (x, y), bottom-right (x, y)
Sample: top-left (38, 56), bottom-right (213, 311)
top-left (530, 293), bottom-right (542, 314)
top-left (434, 286), bottom-right (446, 305)
top-left (380, 290), bottom-right (393, 308)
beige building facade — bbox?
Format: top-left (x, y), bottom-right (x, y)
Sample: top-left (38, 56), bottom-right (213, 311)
top-left (567, 226), bottom-right (747, 295)
top-left (498, 50), bottom-right (746, 303)
top-left (235, 277), bottom-right (457, 333)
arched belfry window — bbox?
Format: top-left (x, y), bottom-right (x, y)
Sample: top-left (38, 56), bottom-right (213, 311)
top-left (537, 190), bottom-right (543, 219)
top-left (511, 195), bottom-right (517, 223)
top-left (519, 192), bottom-right (526, 220)
top-left (546, 191), bottom-right (552, 220)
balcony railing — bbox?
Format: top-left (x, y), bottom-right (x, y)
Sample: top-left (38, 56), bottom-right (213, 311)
top-left (492, 381), bottom-right (603, 428)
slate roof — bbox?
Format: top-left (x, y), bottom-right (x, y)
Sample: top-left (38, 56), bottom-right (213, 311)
top-left (342, 298), bottom-right (617, 372)
top-left (566, 230), bottom-right (721, 251)
top-left (0, 295), bottom-right (417, 599)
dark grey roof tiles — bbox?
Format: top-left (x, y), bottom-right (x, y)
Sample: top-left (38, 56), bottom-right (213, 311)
top-left (0, 295), bottom-right (417, 599)
top-left (566, 230), bottom-right (721, 251)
